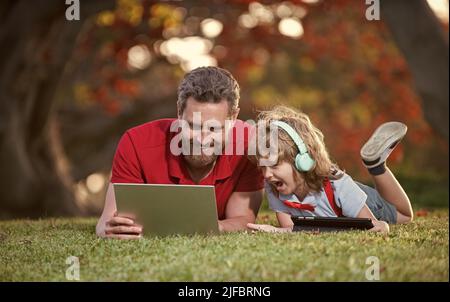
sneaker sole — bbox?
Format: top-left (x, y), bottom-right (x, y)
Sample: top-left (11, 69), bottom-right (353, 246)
top-left (360, 122), bottom-right (407, 162)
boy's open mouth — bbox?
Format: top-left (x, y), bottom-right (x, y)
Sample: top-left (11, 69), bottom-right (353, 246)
top-left (271, 180), bottom-right (285, 191)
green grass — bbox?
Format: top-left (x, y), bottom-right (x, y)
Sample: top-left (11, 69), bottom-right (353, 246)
top-left (0, 209), bottom-right (448, 281)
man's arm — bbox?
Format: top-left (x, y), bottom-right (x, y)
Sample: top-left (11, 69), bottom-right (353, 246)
top-left (97, 131), bottom-right (145, 239)
top-left (218, 189), bottom-right (263, 232)
top-left (96, 183), bottom-right (143, 239)
top-left (96, 183), bottom-right (116, 236)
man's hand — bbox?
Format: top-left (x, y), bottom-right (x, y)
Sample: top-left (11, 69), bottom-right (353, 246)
top-left (97, 212), bottom-right (143, 239)
top-left (247, 223), bottom-right (292, 233)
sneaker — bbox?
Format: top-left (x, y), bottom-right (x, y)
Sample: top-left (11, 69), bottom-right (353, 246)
top-left (360, 122), bottom-right (407, 168)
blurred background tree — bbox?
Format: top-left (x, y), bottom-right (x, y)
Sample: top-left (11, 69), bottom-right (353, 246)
top-left (0, 0), bottom-right (448, 219)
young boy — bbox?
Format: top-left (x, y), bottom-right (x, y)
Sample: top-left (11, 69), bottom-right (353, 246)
top-left (247, 106), bottom-right (413, 233)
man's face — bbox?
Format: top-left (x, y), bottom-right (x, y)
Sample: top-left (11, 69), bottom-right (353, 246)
top-left (178, 97), bottom-right (239, 169)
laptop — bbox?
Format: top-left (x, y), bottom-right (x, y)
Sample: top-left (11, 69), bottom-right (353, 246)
top-left (291, 216), bottom-right (374, 232)
top-left (113, 183), bottom-right (219, 237)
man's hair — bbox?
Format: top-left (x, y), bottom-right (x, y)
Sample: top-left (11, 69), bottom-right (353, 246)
top-left (177, 66), bottom-right (240, 114)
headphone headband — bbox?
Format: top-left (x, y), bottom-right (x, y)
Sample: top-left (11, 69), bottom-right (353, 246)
top-left (271, 120), bottom-right (308, 155)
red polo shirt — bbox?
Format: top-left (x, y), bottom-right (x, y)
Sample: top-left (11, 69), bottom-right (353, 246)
top-left (110, 118), bottom-right (264, 219)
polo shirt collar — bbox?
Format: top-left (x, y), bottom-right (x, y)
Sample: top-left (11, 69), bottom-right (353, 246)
top-left (167, 150), bottom-right (188, 180)
top-left (213, 154), bottom-right (232, 181)
top-left (278, 190), bottom-right (318, 204)
top-left (278, 192), bottom-right (301, 203)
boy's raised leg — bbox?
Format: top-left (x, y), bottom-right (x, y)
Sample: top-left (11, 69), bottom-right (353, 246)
top-left (360, 122), bottom-right (413, 223)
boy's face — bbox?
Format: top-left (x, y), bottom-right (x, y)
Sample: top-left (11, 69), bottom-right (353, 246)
top-left (261, 160), bottom-right (301, 195)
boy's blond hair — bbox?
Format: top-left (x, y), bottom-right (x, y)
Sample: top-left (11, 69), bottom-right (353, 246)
top-left (255, 105), bottom-right (342, 192)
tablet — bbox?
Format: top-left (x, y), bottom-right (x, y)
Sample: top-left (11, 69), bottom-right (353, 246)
top-left (291, 216), bottom-right (374, 232)
top-left (114, 183), bottom-right (219, 237)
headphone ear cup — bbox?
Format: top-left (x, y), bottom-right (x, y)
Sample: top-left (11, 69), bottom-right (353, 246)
top-left (295, 153), bottom-right (315, 172)
top-left (294, 154), bottom-right (303, 171)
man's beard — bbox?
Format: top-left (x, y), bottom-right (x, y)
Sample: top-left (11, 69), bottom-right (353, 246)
top-left (183, 142), bottom-right (219, 169)
top-left (183, 152), bottom-right (218, 169)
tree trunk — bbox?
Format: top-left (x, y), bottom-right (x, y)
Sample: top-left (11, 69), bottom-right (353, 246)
top-left (381, 0), bottom-right (449, 140)
top-left (0, 0), bottom-right (113, 219)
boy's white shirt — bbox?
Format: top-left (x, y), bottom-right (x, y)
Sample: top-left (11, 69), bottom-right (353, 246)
top-left (265, 173), bottom-right (367, 218)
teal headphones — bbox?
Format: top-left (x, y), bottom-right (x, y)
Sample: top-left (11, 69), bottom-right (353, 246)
top-left (272, 120), bottom-right (315, 172)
